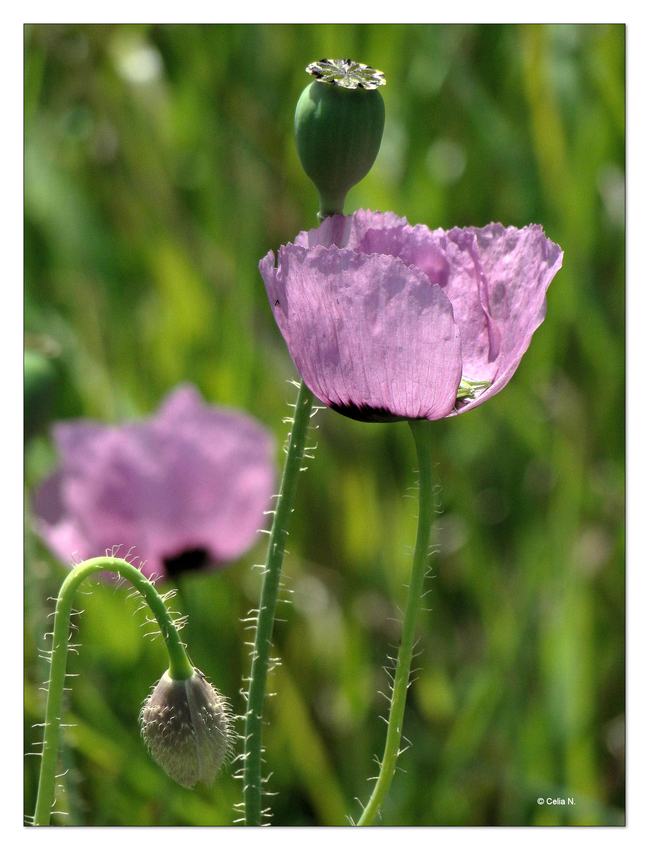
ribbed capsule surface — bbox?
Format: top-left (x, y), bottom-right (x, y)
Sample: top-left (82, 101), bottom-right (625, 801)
top-left (139, 668), bottom-right (232, 788)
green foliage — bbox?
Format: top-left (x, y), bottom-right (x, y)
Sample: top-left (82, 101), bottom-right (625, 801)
top-left (24, 24), bottom-right (624, 826)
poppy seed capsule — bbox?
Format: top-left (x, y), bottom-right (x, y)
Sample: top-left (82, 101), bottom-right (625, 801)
top-left (139, 668), bottom-right (232, 788)
top-left (295, 59), bottom-right (385, 219)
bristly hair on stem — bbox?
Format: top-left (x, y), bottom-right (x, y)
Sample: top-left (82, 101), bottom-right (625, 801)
top-left (356, 419), bottom-right (438, 826)
top-left (242, 379), bottom-right (316, 826)
top-left (31, 554), bottom-right (200, 826)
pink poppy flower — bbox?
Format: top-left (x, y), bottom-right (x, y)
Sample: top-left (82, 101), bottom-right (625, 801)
top-left (260, 209), bottom-right (563, 422)
top-left (33, 385), bottom-right (276, 580)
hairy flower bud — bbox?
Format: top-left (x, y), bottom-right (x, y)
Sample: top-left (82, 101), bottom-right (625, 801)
top-left (139, 668), bottom-right (232, 788)
top-left (294, 59), bottom-right (386, 219)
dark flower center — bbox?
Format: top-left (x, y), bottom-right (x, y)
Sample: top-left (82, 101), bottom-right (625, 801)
top-left (163, 547), bottom-right (211, 577)
top-left (329, 401), bottom-right (412, 424)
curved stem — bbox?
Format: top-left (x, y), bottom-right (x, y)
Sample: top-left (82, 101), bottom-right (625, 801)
top-left (357, 419), bottom-right (436, 825)
top-left (33, 556), bottom-right (192, 826)
top-left (243, 380), bottom-right (315, 825)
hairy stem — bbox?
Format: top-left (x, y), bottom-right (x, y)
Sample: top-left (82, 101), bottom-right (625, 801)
top-left (243, 380), bottom-right (315, 825)
top-left (33, 556), bottom-right (192, 826)
top-left (357, 419), bottom-right (436, 825)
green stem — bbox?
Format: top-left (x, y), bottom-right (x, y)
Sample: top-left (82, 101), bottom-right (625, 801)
top-left (357, 419), bottom-right (436, 825)
top-left (243, 380), bottom-right (315, 825)
top-left (33, 556), bottom-right (193, 826)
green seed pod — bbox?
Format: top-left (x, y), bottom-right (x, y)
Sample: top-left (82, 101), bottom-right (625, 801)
top-left (294, 59), bottom-right (386, 219)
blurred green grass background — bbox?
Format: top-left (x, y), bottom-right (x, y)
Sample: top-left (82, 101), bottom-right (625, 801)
top-left (24, 24), bottom-right (624, 826)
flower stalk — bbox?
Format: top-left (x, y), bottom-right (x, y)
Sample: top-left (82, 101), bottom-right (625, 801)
top-left (243, 379), bottom-right (315, 825)
top-left (32, 556), bottom-right (193, 826)
top-left (357, 419), bottom-right (436, 825)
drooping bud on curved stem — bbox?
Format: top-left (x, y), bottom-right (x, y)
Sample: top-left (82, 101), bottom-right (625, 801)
top-left (294, 59), bottom-right (386, 219)
top-left (140, 668), bottom-right (232, 788)
top-left (31, 556), bottom-right (231, 826)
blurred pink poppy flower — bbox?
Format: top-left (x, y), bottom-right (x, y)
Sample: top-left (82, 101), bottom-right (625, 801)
top-left (32, 385), bottom-right (276, 580)
top-left (260, 209), bottom-right (563, 422)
